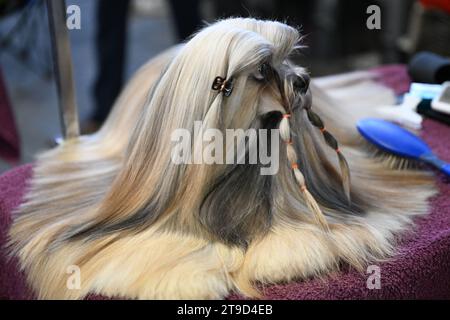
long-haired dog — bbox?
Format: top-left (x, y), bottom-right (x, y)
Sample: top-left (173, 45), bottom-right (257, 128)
top-left (8, 18), bottom-right (435, 299)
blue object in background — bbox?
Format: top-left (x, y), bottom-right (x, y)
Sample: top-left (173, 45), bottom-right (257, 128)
top-left (357, 118), bottom-right (450, 177)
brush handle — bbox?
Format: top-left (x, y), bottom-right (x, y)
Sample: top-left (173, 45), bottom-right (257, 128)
top-left (442, 164), bottom-right (450, 177)
top-left (421, 153), bottom-right (450, 177)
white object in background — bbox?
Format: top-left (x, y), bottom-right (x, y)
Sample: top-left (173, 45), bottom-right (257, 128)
top-left (375, 94), bottom-right (423, 130)
top-left (409, 82), bottom-right (443, 100)
top-left (431, 82), bottom-right (450, 115)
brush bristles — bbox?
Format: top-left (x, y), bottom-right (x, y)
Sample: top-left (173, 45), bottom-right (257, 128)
top-left (360, 137), bottom-right (422, 170)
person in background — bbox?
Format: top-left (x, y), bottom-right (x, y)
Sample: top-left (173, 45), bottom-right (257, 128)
top-left (83, 0), bottom-right (201, 133)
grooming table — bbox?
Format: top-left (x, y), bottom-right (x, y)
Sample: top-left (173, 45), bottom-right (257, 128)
top-left (1, 66), bottom-right (450, 300)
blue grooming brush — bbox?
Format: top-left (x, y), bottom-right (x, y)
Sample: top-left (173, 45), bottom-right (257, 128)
top-left (357, 118), bottom-right (450, 177)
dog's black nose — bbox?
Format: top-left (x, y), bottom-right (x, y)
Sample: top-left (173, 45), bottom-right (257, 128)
top-left (293, 74), bottom-right (310, 94)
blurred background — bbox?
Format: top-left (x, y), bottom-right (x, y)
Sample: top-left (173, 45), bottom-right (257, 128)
top-left (0, 0), bottom-right (449, 173)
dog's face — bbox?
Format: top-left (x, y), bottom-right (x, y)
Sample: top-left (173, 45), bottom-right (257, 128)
top-left (240, 59), bottom-right (313, 126)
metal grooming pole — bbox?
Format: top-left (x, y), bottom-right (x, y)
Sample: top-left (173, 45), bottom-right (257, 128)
top-left (46, 0), bottom-right (80, 139)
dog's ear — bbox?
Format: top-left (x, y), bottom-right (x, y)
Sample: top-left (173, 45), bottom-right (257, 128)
top-left (304, 108), bottom-right (351, 202)
top-left (289, 108), bottom-right (367, 215)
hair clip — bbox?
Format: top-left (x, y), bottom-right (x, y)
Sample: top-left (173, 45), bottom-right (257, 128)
top-left (212, 76), bottom-right (233, 97)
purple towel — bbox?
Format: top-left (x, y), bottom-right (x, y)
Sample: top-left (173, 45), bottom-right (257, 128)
top-left (1, 66), bottom-right (450, 300)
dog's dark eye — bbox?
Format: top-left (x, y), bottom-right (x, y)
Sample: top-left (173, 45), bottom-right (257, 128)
top-left (253, 63), bottom-right (271, 82)
top-left (293, 74), bottom-right (310, 94)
